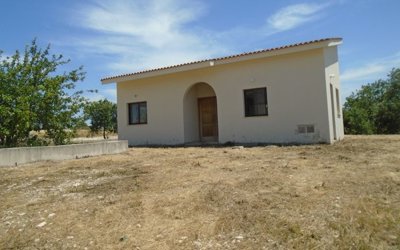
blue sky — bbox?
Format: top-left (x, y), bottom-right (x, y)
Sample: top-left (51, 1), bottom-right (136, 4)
top-left (1, 0), bottom-right (399, 102)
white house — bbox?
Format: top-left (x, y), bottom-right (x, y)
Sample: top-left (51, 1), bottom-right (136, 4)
top-left (101, 38), bottom-right (344, 145)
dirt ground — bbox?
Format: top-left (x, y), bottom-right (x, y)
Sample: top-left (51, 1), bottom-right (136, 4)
top-left (1, 135), bottom-right (399, 249)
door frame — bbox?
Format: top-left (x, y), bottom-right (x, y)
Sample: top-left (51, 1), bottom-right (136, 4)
top-left (198, 96), bottom-right (218, 142)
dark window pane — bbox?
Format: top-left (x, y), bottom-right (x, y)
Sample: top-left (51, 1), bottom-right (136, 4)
top-left (129, 102), bottom-right (147, 124)
top-left (306, 125), bottom-right (315, 133)
top-left (298, 125), bottom-right (306, 134)
top-left (139, 103), bottom-right (147, 123)
top-left (244, 88), bottom-right (268, 116)
top-left (129, 103), bottom-right (139, 124)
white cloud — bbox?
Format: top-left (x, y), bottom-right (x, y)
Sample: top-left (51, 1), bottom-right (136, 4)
top-left (267, 3), bottom-right (329, 32)
top-left (341, 64), bottom-right (386, 81)
top-left (85, 88), bottom-right (117, 103)
top-left (68, 0), bottom-right (227, 74)
top-left (340, 52), bottom-right (400, 98)
top-left (0, 52), bottom-right (13, 63)
top-left (86, 92), bottom-right (105, 102)
top-left (341, 52), bottom-right (400, 81)
top-left (102, 88), bottom-right (116, 102)
top-left (63, 0), bottom-right (336, 75)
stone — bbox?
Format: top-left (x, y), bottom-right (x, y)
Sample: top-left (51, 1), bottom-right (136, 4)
top-left (193, 240), bottom-right (202, 247)
top-left (36, 221), bottom-right (46, 228)
top-left (235, 235), bottom-right (244, 240)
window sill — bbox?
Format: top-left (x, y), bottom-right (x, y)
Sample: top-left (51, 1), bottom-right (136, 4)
top-left (244, 114), bottom-right (269, 117)
top-left (128, 123), bottom-right (148, 125)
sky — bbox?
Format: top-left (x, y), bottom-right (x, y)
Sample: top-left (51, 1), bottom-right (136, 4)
top-left (1, 0), bottom-right (399, 102)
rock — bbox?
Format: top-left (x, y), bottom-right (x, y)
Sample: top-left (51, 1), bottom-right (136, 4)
top-left (193, 240), bottom-right (202, 247)
top-left (235, 235), bottom-right (244, 240)
top-left (314, 182), bottom-right (325, 189)
top-left (36, 221), bottom-right (46, 228)
top-left (67, 236), bottom-right (74, 239)
top-left (48, 213), bottom-right (56, 218)
top-left (232, 146), bottom-right (244, 149)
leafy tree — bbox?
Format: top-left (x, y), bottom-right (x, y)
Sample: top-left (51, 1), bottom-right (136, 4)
top-left (0, 39), bottom-right (86, 147)
top-left (84, 99), bottom-right (117, 139)
top-left (375, 69), bottom-right (400, 133)
top-left (343, 68), bottom-right (400, 134)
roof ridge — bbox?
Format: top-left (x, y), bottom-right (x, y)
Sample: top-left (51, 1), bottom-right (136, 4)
top-left (101, 37), bottom-right (342, 82)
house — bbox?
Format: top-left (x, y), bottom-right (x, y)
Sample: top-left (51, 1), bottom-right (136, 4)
top-left (101, 38), bottom-right (344, 145)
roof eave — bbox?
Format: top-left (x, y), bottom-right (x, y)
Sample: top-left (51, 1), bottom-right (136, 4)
top-left (101, 38), bottom-right (342, 84)
top-left (101, 60), bottom-right (214, 84)
top-left (214, 39), bottom-right (342, 67)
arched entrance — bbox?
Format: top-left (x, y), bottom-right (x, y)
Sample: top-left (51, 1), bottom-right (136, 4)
top-left (183, 82), bottom-right (218, 143)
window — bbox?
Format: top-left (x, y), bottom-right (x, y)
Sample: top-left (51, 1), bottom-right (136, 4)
top-left (298, 124), bottom-right (315, 134)
top-left (298, 125), bottom-right (306, 134)
top-left (335, 88), bottom-right (341, 118)
top-left (128, 102), bottom-right (147, 125)
top-left (244, 87), bottom-right (268, 117)
top-left (306, 125), bottom-right (315, 133)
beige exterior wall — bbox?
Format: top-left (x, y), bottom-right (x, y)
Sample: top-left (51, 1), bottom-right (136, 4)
top-left (323, 46), bottom-right (345, 143)
top-left (116, 46), bottom-right (342, 145)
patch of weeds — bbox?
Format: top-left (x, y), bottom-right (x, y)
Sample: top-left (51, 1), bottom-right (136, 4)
top-left (328, 197), bottom-right (400, 248)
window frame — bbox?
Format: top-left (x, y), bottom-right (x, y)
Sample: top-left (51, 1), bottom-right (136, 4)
top-left (128, 101), bottom-right (147, 125)
top-left (243, 87), bottom-right (268, 117)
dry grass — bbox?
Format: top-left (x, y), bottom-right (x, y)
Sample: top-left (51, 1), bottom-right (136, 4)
top-left (1, 135), bottom-right (399, 249)
top-left (74, 129), bottom-right (117, 139)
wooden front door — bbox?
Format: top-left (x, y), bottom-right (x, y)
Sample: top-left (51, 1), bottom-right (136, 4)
top-left (198, 97), bottom-right (218, 142)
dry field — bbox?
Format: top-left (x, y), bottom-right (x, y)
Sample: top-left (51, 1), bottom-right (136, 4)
top-left (1, 135), bottom-right (399, 249)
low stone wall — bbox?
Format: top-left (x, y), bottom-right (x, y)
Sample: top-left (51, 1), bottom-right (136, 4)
top-left (0, 140), bottom-right (128, 167)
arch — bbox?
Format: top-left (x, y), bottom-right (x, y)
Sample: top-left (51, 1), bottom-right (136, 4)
top-left (183, 82), bottom-right (219, 143)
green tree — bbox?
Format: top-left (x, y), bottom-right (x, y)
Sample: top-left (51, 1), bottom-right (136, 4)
top-left (84, 99), bottom-right (117, 139)
top-left (343, 68), bottom-right (400, 134)
top-left (375, 69), bottom-right (400, 133)
top-left (0, 39), bottom-right (86, 147)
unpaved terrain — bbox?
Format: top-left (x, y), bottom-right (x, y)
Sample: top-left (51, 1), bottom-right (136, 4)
top-left (1, 135), bottom-right (399, 249)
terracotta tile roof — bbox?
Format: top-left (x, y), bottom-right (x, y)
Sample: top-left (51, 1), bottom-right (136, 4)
top-left (101, 37), bottom-right (342, 82)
